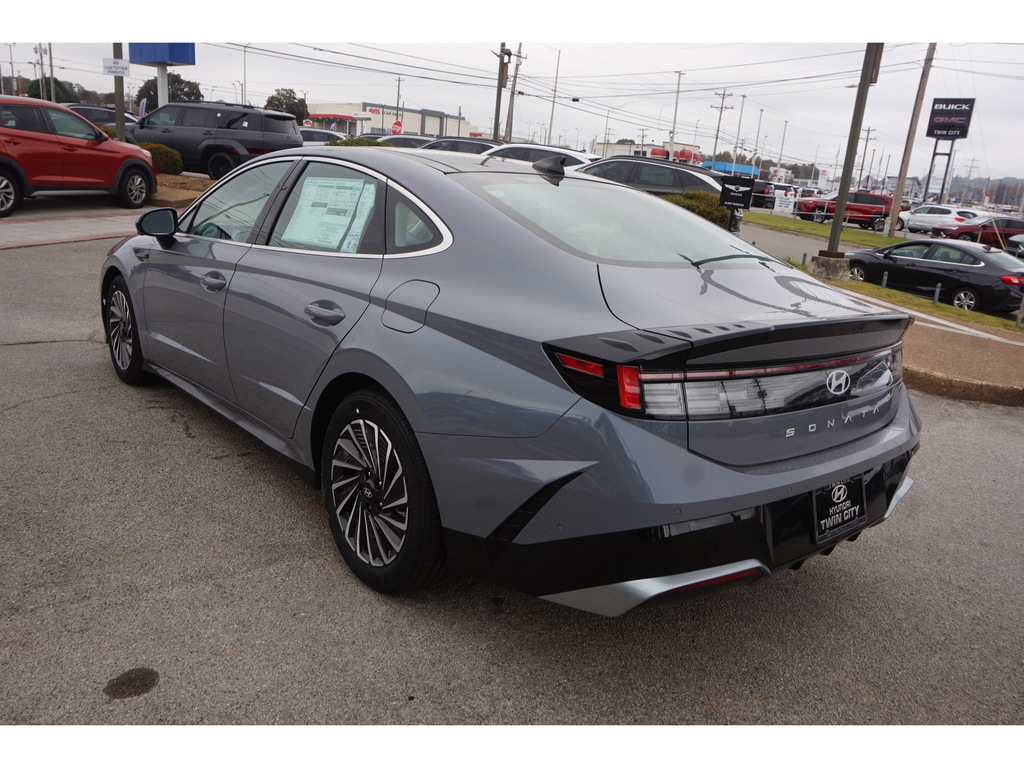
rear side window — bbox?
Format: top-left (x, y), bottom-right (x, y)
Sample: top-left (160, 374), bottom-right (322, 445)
top-left (217, 110), bottom-right (259, 131)
top-left (635, 164), bottom-right (676, 186)
top-left (0, 105), bottom-right (48, 133)
top-left (268, 161), bottom-right (383, 254)
top-left (386, 190), bottom-right (444, 254)
top-left (265, 115), bottom-right (299, 135)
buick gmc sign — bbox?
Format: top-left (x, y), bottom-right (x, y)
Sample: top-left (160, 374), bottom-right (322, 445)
top-left (926, 98), bottom-right (976, 139)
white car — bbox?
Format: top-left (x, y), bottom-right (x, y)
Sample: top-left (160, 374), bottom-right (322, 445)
top-left (898, 205), bottom-right (982, 234)
top-left (1008, 234), bottom-right (1024, 259)
top-left (300, 128), bottom-right (350, 145)
top-left (480, 143), bottom-right (599, 167)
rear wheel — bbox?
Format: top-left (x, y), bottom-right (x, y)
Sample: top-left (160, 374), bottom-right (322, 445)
top-left (322, 388), bottom-right (445, 593)
top-left (812, 210), bottom-right (827, 224)
top-left (952, 287), bottom-right (979, 311)
top-left (0, 169), bottom-right (22, 218)
top-left (872, 217), bottom-right (886, 232)
top-left (207, 152), bottom-right (236, 180)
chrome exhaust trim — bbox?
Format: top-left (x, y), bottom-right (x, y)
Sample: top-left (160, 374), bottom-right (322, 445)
top-left (540, 559), bottom-right (770, 618)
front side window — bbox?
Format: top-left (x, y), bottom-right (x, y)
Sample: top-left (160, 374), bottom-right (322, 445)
top-left (580, 161), bottom-right (632, 183)
top-left (268, 161), bottom-right (382, 254)
top-left (146, 106), bottom-right (182, 127)
top-left (182, 108), bottom-right (216, 128)
top-left (46, 109), bottom-right (99, 140)
top-left (183, 161), bottom-right (292, 242)
top-left (890, 243), bottom-right (931, 260)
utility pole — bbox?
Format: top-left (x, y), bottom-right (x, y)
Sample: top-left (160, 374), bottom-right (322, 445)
top-left (396, 77), bottom-right (402, 125)
top-left (503, 43), bottom-right (524, 143)
top-left (668, 71), bottom-right (682, 163)
top-left (858, 126), bottom-right (875, 187)
top-left (887, 43), bottom-right (935, 237)
top-left (710, 90), bottom-right (733, 170)
top-left (824, 43), bottom-right (884, 255)
top-left (731, 95), bottom-right (747, 173)
top-left (492, 43), bottom-right (511, 141)
top-left (546, 48), bottom-right (561, 145)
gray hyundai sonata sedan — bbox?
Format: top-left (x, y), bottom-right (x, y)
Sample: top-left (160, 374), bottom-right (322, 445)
top-left (101, 147), bottom-right (920, 616)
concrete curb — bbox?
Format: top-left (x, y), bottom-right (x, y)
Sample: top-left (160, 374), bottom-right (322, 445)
top-left (904, 367), bottom-right (1024, 408)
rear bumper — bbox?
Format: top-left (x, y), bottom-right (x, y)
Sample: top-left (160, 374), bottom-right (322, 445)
top-left (433, 386), bottom-right (920, 616)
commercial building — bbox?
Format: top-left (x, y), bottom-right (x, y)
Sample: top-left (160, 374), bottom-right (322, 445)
top-left (307, 102), bottom-right (485, 138)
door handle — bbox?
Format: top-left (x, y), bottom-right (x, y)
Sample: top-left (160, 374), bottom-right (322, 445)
top-left (304, 301), bottom-right (346, 326)
top-left (200, 272), bottom-right (227, 292)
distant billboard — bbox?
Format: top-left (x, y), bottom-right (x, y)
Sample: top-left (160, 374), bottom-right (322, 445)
top-left (926, 98), bottom-right (976, 140)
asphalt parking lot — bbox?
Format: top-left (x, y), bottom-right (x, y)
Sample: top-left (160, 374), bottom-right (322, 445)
top-left (1, 236), bottom-right (1022, 729)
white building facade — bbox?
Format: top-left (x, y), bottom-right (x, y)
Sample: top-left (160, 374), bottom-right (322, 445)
top-left (308, 102), bottom-right (485, 139)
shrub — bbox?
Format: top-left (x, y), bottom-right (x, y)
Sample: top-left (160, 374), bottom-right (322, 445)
top-left (326, 137), bottom-right (385, 147)
top-left (663, 190), bottom-right (734, 230)
top-left (140, 143), bottom-right (183, 175)
top-left (98, 124), bottom-right (117, 139)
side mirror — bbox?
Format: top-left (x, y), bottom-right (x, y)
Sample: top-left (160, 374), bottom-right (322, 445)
top-left (137, 207), bottom-right (179, 245)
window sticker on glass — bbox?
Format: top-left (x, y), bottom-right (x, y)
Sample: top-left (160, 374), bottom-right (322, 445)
top-left (281, 177), bottom-right (377, 252)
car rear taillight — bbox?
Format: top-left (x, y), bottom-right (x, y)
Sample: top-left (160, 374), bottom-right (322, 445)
top-left (550, 345), bottom-right (904, 421)
top-left (1001, 275), bottom-right (1024, 286)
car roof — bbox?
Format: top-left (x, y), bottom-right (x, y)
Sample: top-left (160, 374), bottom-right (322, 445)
top-left (587, 154), bottom-right (725, 179)
top-left (163, 101), bottom-right (296, 119)
top-left (263, 145), bottom-right (624, 184)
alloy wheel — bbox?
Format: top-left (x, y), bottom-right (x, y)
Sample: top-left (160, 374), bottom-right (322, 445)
top-left (108, 289), bottom-right (134, 370)
top-left (329, 417), bottom-right (409, 567)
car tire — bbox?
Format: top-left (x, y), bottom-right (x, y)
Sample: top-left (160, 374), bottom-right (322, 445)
top-left (321, 388), bottom-right (445, 594)
top-left (956, 233), bottom-right (974, 241)
top-left (105, 276), bottom-right (148, 385)
top-left (872, 217), bottom-right (886, 232)
top-left (206, 152), bottom-right (236, 180)
top-left (952, 287), bottom-right (979, 311)
top-left (117, 168), bottom-right (150, 209)
top-left (896, 219), bottom-right (905, 231)
top-left (849, 263), bottom-right (867, 282)
top-left (0, 168), bottom-right (22, 218)
top-left (812, 210), bottom-right (827, 224)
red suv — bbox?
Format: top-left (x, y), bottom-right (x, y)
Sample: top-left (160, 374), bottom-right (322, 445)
top-left (0, 95), bottom-right (156, 217)
top-left (933, 214), bottom-right (1024, 247)
top-left (795, 191), bottom-right (893, 231)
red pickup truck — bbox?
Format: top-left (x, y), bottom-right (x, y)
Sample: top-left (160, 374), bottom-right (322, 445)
top-left (795, 191), bottom-right (893, 231)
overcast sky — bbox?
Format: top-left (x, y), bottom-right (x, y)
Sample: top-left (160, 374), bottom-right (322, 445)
top-left (8, 6), bottom-right (1023, 183)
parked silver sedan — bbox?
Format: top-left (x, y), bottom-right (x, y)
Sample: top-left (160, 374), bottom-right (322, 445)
top-left (101, 147), bottom-right (920, 616)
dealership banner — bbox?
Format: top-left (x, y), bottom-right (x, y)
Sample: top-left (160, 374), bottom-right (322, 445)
top-left (926, 98), bottom-right (976, 139)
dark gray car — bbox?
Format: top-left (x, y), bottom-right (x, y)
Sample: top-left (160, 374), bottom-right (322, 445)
top-left (101, 147), bottom-right (920, 616)
top-left (129, 101), bottom-right (301, 179)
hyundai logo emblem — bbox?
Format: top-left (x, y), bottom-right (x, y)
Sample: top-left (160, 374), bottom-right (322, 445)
top-left (826, 370), bottom-right (852, 395)
top-left (832, 484), bottom-right (849, 503)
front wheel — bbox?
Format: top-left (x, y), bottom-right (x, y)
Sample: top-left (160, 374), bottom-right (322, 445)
top-left (322, 388), bottom-right (445, 593)
top-left (105, 276), bottom-right (147, 385)
top-left (952, 287), bottom-right (979, 311)
top-left (117, 169), bottom-right (150, 208)
top-left (956, 233), bottom-right (974, 241)
top-left (849, 263), bottom-right (867, 282)
top-left (896, 218), bottom-right (905, 231)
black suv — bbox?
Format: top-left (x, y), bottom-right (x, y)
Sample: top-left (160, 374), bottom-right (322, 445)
top-left (128, 101), bottom-right (301, 179)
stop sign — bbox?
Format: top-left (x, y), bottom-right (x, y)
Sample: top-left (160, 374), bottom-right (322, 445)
top-left (391, 121), bottom-right (403, 135)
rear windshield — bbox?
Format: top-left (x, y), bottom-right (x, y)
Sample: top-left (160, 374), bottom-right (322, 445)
top-left (264, 114), bottom-right (300, 135)
top-left (984, 249), bottom-right (1024, 271)
top-left (455, 173), bottom-right (782, 267)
